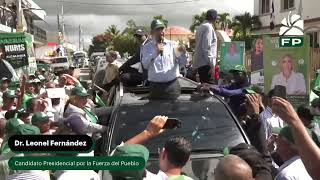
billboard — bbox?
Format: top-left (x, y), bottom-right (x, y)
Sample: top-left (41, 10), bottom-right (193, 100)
top-left (220, 41), bottom-right (245, 72)
top-left (250, 37), bottom-right (264, 89)
top-left (263, 35), bottom-right (310, 107)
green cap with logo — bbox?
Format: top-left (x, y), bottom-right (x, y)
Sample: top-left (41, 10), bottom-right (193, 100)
top-left (110, 144), bottom-right (149, 180)
top-left (0, 77), bottom-right (10, 83)
top-left (32, 112), bottom-right (50, 123)
top-left (243, 85), bottom-right (263, 94)
top-left (71, 86), bottom-right (90, 97)
top-left (229, 65), bottom-right (246, 73)
top-left (151, 19), bottom-right (166, 30)
top-left (3, 90), bottom-right (17, 98)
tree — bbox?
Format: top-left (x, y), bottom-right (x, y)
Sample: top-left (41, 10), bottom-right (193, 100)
top-left (190, 12), bottom-right (206, 33)
top-left (88, 32), bottom-right (113, 56)
top-left (153, 15), bottom-right (168, 27)
top-left (231, 12), bottom-right (261, 39)
top-left (106, 24), bottom-right (120, 38)
top-left (218, 13), bottom-right (231, 30)
top-left (231, 12), bottom-right (261, 49)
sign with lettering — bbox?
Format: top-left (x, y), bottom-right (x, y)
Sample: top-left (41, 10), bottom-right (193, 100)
top-left (0, 43), bottom-right (28, 69)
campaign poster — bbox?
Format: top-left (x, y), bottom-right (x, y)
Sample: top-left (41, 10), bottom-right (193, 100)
top-left (250, 37), bottom-right (264, 90)
top-left (0, 43), bottom-right (28, 69)
top-left (263, 36), bottom-right (310, 107)
top-left (220, 41), bottom-right (245, 72)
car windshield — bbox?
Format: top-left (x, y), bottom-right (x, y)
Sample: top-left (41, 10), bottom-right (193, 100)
top-left (53, 58), bottom-right (68, 63)
top-left (111, 95), bottom-right (246, 154)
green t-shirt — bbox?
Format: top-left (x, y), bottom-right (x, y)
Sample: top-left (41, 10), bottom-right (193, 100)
top-left (22, 93), bottom-right (36, 108)
top-left (83, 108), bottom-right (98, 124)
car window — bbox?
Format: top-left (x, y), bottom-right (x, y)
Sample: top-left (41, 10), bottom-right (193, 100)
top-left (53, 58), bottom-right (68, 63)
top-left (110, 97), bottom-right (245, 154)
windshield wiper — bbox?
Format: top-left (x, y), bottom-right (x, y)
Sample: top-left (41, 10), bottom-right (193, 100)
top-left (191, 148), bottom-right (223, 154)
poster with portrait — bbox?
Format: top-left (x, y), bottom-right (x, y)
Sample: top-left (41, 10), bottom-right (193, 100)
top-left (220, 41), bottom-right (245, 72)
top-left (263, 36), bottom-right (310, 107)
top-left (250, 37), bottom-right (264, 90)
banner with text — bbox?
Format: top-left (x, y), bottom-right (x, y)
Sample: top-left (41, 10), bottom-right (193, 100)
top-left (263, 36), bottom-right (310, 107)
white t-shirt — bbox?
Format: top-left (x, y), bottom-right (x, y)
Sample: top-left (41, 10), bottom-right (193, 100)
top-left (54, 170), bottom-right (100, 180)
top-left (144, 170), bottom-right (194, 180)
top-left (259, 107), bottom-right (285, 141)
top-left (8, 170), bottom-right (50, 180)
top-left (271, 72), bottom-right (306, 95)
top-left (275, 156), bottom-right (312, 180)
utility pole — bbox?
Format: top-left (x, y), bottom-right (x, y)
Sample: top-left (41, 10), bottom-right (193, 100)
top-left (79, 25), bottom-right (82, 51)
top-left (61, 4), bottom-right (65, 43)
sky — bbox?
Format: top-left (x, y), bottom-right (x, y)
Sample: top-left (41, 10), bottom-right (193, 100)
top-left (33, 0), bottom-right (254, 47)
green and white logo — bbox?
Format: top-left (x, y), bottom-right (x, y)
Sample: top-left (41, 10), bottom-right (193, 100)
top-left (279, 11), bottom-right (304, 47)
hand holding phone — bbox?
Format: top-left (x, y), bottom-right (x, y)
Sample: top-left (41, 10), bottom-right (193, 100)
top-left (163, 118), bottom-right (182, 129)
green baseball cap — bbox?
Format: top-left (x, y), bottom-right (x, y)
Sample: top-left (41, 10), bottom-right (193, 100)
top-left (5, 118), bottom-right (23, 135)
top-left (243, 85), bottom-right (263, 94)
top-left (229, 65), bottom-right (246, 73)
top-left (31, 112), bottom-right (50, 123)
top-left (71, 86), bottom-right (89, 97)
top-left (151, 19), bottom-right (166, 30)
top-left (272, 126), bottom-right (318, 145)
top-left (16, 124), bottom-right (41, 135)
top-left (3, 90), bottom-right (17, 98)
top-left (110, 144), bottom-right (149, 180)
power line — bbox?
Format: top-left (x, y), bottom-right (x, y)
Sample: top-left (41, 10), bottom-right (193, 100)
top-left (57, 0), bottom-right (196, 6)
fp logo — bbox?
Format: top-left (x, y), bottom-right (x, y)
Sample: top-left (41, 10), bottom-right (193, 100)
top-left (279, 11), bottom-right (304, 47)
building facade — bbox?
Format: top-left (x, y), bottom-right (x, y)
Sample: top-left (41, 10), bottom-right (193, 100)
top-left (0, 0), bottom-right (47, 46)
top-left (253, 0), bottom-right (320, 47)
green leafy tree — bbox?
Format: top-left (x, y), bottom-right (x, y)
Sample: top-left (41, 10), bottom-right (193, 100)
top-left (218, 13), bottom-right (231, 30)
top-left (189, 11), bottom-right (220, 32)
top-left (231, 12), bottom-right (261, 49)
top-left (88, 32), bottom-right (113, 56)
top-left (106, 24), bottom-right (121, 38)
top-left (190, 12), bottom-right (206, 33)
top-left (153, 15), bottom-right (169, 27)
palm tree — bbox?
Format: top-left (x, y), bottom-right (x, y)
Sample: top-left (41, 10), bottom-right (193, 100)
top-left (189, 12), bottom-right (207, 33)
top-left (218, 13), bottom-right (232, 30)
top-left (106, 24), bottom-right (120, 38)
top-left (231, 12), bottom-right (261, 38)
top-left (153, 15), bottom-right (169, 27)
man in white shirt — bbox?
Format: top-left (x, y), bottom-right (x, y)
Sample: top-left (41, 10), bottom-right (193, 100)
top-left (273, 126), bottom-right (312, 180)
top-left (193, 9), bottom-right (218, 83)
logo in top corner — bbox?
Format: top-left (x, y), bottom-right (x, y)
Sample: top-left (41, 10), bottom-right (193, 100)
top-left (279, 11), bottom-right (304, 47)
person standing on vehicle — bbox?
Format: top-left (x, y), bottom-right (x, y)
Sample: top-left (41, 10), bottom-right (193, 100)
top-left (201, 65), bottom-right (249, 118)
top-left (193, 9), bottom-right (218, 84)
top-left (142, 19), bottom-right (188, 100)
top-left (119, 29), bottom-right (150, 86)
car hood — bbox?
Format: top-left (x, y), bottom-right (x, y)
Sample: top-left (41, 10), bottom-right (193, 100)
top-left (101, 154), bottom-right (222, 180)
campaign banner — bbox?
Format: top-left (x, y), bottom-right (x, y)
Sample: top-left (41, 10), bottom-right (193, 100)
top-left (250, 37), bottom-right (264, 90)
top-left (0, 43), bottom-right (28, 69)
top-left (220, 41), bottom-right (245, 72)
top-left (263, 36), bottom-right (310, 107)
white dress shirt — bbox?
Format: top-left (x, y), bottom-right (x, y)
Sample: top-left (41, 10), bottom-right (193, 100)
top-left (275, 156), bottom-right (312, 180)
top-left (271, 72), bottom-right (306, 95)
